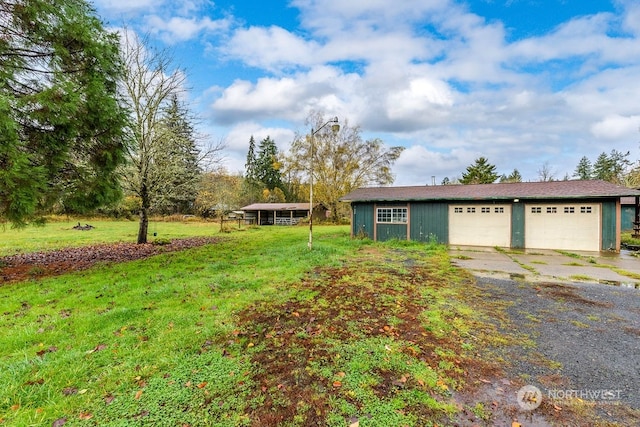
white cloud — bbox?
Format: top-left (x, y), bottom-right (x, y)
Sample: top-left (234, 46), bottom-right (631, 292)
top-left (591, 115), bottom-right (640, 140)
top-left (145, 15), bottom-right (229, 43)
top-left (620, 0), bottom-right (640, 36)
top-left (93, 0), bottom-right (160, 13)
top-left (95, 0), bottom-right (640, 184)
top-left (223, 26), bottom-right (319, 70)
top-left (386, 78), bottom-right (454, 119)
top-left (211, 66), bottom-right (356, 124)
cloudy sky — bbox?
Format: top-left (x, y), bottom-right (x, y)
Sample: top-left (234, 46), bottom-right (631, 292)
top-left (93, 0), bottom-right (640, 185)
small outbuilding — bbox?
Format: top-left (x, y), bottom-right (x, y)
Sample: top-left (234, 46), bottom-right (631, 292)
top-left (240, 203), bottom-right (328, 226)
top-left (340, 180), bottom-right (640, 252)
top-left (621, 196), bottom-right (640, 233)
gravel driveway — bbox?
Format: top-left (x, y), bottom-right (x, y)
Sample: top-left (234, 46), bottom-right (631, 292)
top-left (474, 276), bottom-right (640, 424)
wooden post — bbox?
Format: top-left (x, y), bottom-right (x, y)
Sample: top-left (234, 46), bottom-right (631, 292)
top-left (634, 196), bottom-right (640, 238)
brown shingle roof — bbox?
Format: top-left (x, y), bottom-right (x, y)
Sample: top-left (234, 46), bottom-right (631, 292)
top-left (340, 180), bottom-right (640, 203)
top-left (241, 203), bottom-right (318, 211)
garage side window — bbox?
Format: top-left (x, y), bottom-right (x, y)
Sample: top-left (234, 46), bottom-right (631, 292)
top-left (377, 207), bottom-right (408, 223)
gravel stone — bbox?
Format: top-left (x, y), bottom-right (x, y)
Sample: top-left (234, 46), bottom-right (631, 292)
top-left (475, 276), bottom-right (640, 410)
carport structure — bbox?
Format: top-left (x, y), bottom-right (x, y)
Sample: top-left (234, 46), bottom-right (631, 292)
top-left (240, 203), bottom-right (328, 226)
top-left (340, 180), bottom-right (640, 252)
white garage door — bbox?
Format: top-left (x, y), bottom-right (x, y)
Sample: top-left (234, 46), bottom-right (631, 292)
top-left (449, 205), bottom-right (511, 247)
top-left (525, 204), bottom-right (600, 251)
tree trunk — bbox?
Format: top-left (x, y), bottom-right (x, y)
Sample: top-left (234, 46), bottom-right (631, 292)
top-left (330, 201), bottom-right (340, 223)
top-left (137, 209), bottom-right (149, 244)
top-left (137, 182), bottom-right (150, 244)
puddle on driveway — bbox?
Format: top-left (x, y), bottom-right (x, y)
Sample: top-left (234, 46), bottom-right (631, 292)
top-left (599, 279), bottom-right (640, 289)
top-left (450, 381), bottom-right (554, 427)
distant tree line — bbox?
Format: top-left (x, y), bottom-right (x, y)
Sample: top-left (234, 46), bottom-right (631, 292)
top-left (442, 149), bottom-right (639, 186)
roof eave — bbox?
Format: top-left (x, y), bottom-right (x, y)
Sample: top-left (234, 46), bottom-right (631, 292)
top-left (345, 195), bottom-right (635, 203)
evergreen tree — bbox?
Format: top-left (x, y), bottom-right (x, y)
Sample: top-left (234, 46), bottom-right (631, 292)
top-left (592, 152), bottom-right (610, 181)
top-left (155, 94), bottom-right (201, 214)
top-left (460, 157), bottom-right (499, 184)
top-left (245, 136), bottom-right (258, 183)
top-left (256, 136), bottom-right (285, 191)
top-left (500, 169), bottom-right (522, 183)
top-left (573, 156), bottom-right (593, 180)
top-left (593, 150), bottom-right (630, 184)
top-left (0, 0), bottom-right (128, 225)
top-left (241, 135), bottom-right (263, 203)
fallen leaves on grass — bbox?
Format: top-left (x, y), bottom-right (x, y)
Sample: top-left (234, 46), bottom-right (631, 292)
top-left (86, 344), bottom-right (107, 354)
top-left (0, 237), bottom-right (222, 284)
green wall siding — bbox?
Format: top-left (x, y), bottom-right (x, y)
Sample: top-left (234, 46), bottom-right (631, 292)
top-left (410, 203), bottom-right (448, 243)
top-left (352, 203), bottom-right (374, 238)
top-left (377, 224), bottom-right (408, 241)
top-left (511, 203), bottom-right (525, 249)
top-left (622, 206), bottom-right (634, 231)
top-left (601, 201), bottom-right (617, 250)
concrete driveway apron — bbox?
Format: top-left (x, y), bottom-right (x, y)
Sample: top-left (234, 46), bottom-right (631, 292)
top-left (450, 246), bottom-right (640, 288)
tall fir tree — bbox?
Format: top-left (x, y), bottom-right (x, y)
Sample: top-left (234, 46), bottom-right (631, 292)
top-left (592, 150), bottom-right (630, 184)
top-left (460, 157), bottom-right (499, 184)
top-left (0, 0), bottom-right (128, 225)
top-left (242, 135), bottom-right (263, 203)
top-left (155, 94), bottom-right (201, 214)
top-left (573, 156), bottom-right (593, 180)
top-left (245, 136), bottom-right (258, 183)
top-left (256, 136), bottom-right (285, 191)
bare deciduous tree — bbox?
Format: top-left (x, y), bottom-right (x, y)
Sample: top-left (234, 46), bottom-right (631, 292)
top-left (287, 112), bottom-right (404, 222)
top-left (537, 161), bottom-right (556, 182)
top-left (119, 32), bottom-right (224, 243)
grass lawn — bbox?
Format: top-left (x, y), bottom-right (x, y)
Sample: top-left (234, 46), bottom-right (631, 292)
top-left (0, 223), bottom-right (547, 425)
top-left (0, 218), bottom-right (218, 257)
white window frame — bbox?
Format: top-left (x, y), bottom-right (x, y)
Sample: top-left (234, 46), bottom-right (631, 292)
top-left (376, 207), bottom-right (408, 224)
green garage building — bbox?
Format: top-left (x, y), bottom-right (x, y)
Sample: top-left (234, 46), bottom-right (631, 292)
top-left (340, 180), bottom-right (640, 252)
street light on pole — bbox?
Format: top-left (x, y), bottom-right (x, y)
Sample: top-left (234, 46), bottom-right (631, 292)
top-left (309, 116), bottom-right (339, 250)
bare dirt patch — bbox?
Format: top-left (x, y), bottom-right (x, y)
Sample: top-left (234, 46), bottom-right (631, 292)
top-left (0, 237), bottom-right (221, 284)
top-left (223, 252), bottom-right (516, 426)
top-left (536, 282), bottom-right (614, 308)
